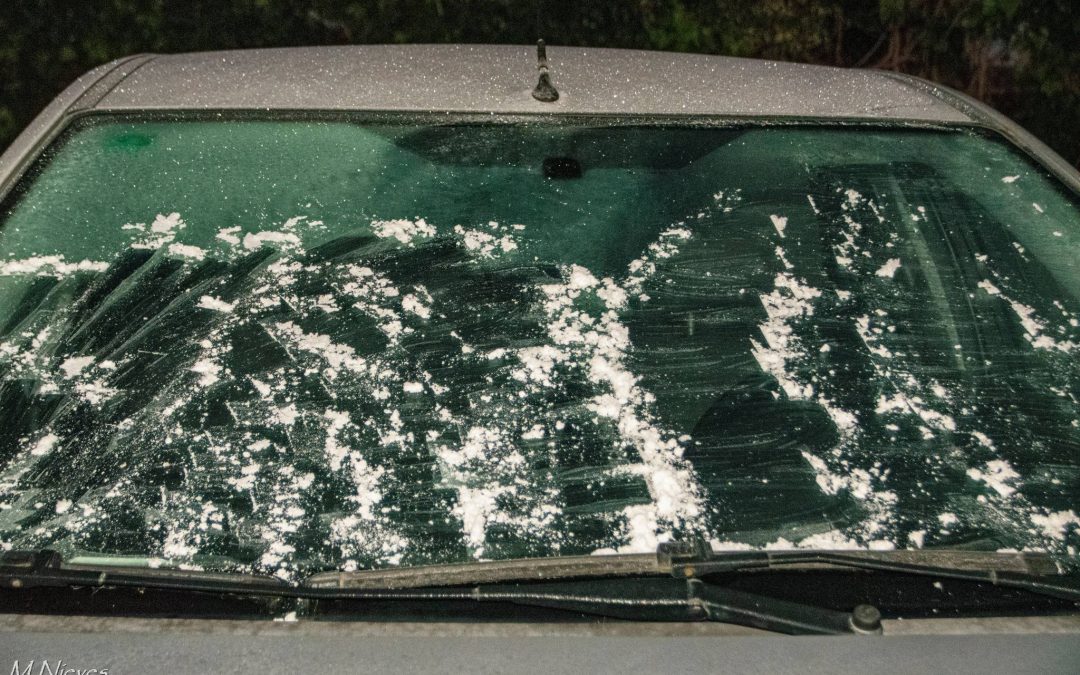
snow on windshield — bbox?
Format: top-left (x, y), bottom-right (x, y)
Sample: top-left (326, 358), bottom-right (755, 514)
top-left (0, 210), bottom-right (715, 579)
top-left (1, 122), bottom-right (1079, 580)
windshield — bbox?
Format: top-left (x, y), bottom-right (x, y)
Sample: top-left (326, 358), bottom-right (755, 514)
top-left (0, 116), bottom-right (1078, 582)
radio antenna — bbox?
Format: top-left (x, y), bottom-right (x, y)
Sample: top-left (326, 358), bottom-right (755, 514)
top-left (531, 39), bottom-right (559, 103)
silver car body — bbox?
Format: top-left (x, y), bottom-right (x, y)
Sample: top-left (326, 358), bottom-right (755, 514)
top-left (1, 45), bottom-right (1078, 674)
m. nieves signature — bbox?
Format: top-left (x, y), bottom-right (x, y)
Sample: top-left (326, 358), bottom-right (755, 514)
top-left (10, 661), bottom-right (109, 675)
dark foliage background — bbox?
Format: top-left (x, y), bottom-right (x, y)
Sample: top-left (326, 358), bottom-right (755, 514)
top-left (1, 1), bottom-right (1077, 166)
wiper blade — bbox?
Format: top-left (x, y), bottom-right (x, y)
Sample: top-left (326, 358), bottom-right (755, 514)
top-left (0, 549), bottom-right (289, 596)
top-left (304, 551), bottom-right (663, 589)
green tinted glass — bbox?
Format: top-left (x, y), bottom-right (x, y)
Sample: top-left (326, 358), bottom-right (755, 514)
top-left (1, 117), bottom-right (1078, 579)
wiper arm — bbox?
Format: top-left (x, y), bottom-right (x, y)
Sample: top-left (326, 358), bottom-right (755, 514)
top-left (659, 540), bottom-right (1080, 603)
top-left (306, 577), bottom-right (875, 635)
top-left (494, 578), bottom-right (875, 634)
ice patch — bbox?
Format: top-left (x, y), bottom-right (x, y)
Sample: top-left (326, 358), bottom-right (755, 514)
top-left (966, 460), bottom-right (1020, 498)
top-left (453, 224), bottom-right (518, 257)
top-left (216, 227), bottom-right (242, 245)
top-left (875, 258), bottom-right (902, 279)
top-left (1030, 510), bottom-right (1080, 541)
top-left (197, 296), bottom-right (235, 313)
top-left (337, 264), bottom-right (411, 344)
top-left (243, 231), bottom-right (301, 250)
top-left (796, 530), bottom-right (867, 550)
top-left (875, 392), bottom-right (956, 432)
top-left (1006, 298), bottom-right (1075, 352)
top-left (0, 256), bottom-right (109, 277)
top-left (800, 451), bottom-right (895, 512)
top-left (59, 356), bottom-right (95, 378)
top-left (709, 540), bottom-right (755, 552)
top-left (31, 434), bottom-right (59, 456)
top-left (769, 215), bottom-right (787, 238)
top-left (272, 322), bottom-right (368, 376)
top-left (168, 243), bottom-right (207, 260)
top-left (189, 359), bottom-right (222, 387)
top-left (521, 425), bottom-right (545, 440)
top-left (75, 380), bottom-right (118, 405)
top-left (131, 213), bottom-right (186, 250)
top-left (454, 486), bottom-right (500, 551)
top-left (275, 403), bottom-right (299, 426)
top-left (151, 213), bottom-right (184, 234)
top-left (401, 294), bottom-right (431, 319)
top-left (750, 265), bottom-right (822, 400)
top-left (371, 218), bottom-right (436, 245)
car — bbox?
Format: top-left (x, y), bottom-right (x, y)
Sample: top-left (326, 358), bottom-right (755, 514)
top-left (0, 43), bottom-right (1078, 673)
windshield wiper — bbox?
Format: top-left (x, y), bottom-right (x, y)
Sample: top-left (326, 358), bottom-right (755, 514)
top-left (4, 542), bottom-right (1078, 635)
top-left (0, 548), bottom-right (867, 634)
top-left (298, 540), bottom-right (1078, 634)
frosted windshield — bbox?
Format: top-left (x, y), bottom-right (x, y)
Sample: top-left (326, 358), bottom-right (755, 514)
top-left (0, 118), bottom-right (1078, 580)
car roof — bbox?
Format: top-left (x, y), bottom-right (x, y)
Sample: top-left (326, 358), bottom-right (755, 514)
top-left (11, 44), bottom-right (1080, 204)
top-left (81, 44), bottom-right (971, 122)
